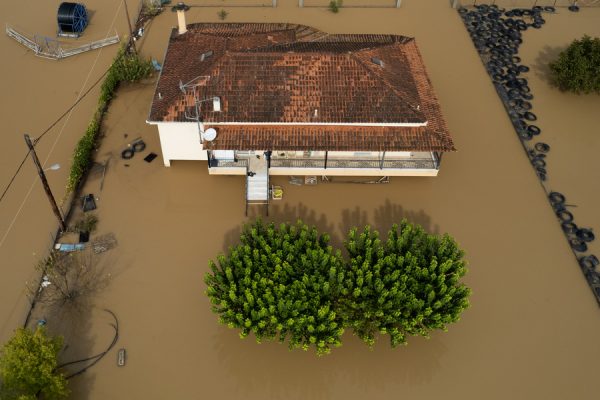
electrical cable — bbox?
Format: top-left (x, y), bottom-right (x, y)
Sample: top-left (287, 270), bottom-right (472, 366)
top-left (0, 151), bottom-right (30, 204)
top-left (34, 66), bottom-right (111, 146)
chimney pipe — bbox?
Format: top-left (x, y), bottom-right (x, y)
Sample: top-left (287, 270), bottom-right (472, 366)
top-left (175, 2), bottom-right (188, 35)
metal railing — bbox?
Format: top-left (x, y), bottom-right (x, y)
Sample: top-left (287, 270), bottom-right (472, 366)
top-left (299, 0), bottom-right (401, 7)
top-left (209, 158), bottom-right (249, 168)
top-left (6, 25), bottom-right (120, 60)
top-left (270, 158), bottom-right (437, 169)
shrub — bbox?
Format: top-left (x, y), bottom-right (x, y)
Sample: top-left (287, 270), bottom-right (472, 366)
top-left (206, 219), bottom-right (471, 355)
top-left (0, 327), bottom-right (68, 400)
top-left (549, 35), bottom-right (600, 94)
top-left (205, 220), bottom-right (345, 356)
top-left (328, 1), bottom-right (341, 13)
top-left (218, 9), bottom-right (228, 20)
top-left (66, 47), bottom-right (153, 193)
top-left (341, 221), bottom-right (471, 347)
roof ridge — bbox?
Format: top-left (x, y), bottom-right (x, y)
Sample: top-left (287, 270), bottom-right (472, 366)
top-left (348, 45), bottom-right (426, 123)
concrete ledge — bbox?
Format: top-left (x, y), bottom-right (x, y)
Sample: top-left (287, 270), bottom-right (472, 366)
top-left (268, 167), bottom-right (438, 177)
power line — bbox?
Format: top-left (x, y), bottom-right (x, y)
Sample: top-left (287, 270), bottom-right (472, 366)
top-left (34, 66), bottom-right (110, 145)
top-left (0, 64), bottom-right (110, 205)
top-left (0, 151), bottom-right (31, 204)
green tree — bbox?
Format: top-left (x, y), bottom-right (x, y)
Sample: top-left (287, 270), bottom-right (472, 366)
top-left (549, 35), bottom-right (600, 94)
top-left (205, 220), bottom-right (345, 356)
top-left (0, 327), bottom-right (68, 400)
top-left (341, 221), bottom-right (471, 347)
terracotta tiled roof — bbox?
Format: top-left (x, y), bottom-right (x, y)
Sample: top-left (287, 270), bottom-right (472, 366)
top-left (203, 125), bottom-right (450, 152)
top-left (148, 23), bottom-right (454, 151)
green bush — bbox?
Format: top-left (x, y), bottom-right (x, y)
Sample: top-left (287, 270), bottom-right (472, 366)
top-left (205, 220), bottom-right (345, 356)
top-left (66, 47), bottom-right (153, 193)
top-left (217, 9), bottom-right (228, 20)
top-left (549, 35), bottom-right (600, 94)
top-left (342, 222), bottom-right (471, 347)
top-left (328, 0), bottom-right (341, 13)
top-left (0, 327), bottom-right (68, 400)
top-left (205, 219), bottom-right (471, 355)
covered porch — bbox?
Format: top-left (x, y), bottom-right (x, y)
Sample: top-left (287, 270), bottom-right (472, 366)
top-left (207, 150), bottom-right (441, 177)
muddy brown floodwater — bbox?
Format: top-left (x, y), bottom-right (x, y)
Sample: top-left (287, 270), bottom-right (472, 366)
top-left (0, 0), bottom-right (146, 344)
top-left (2, 1), bottom-right (600, 400)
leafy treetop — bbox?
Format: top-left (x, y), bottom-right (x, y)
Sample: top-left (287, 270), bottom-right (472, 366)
top-left (341, 221), bottom-right (471, 348)
top-left (549, 35), bottom-right (600, 94)
top-left (0, 327), bottom-right (69, 400)
top-left (205, 220), bottom-right (345, 356)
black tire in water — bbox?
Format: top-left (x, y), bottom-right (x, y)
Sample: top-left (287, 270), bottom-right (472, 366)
top-left (557, 209), bottom-right (574, 222)
top-left (121, 148), bottom-right (134, 160)
top-left (132, 141), bottom-right (146, 153)
top-left (534, 142), bottom-right (550, 153)
top-left (549, 191), bottom-right (566, 205)
top-left (527, 125), bottom-right (541, 135)
top-left (579, 255), bottom-right (599, 270)
top-left (562, 222), bottom-right (578, 234)
top-left (570, 238), bottom-right (588, 253)
top-left (577, 229), bottom-right (596, 243)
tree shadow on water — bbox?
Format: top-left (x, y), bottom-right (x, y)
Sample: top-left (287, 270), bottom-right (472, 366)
top-left (373, 199), bottom-right (439, 235)
top-left (25, 251), bottom-right (121, 400)
top-left (532, 45), bottom-right (564, 85)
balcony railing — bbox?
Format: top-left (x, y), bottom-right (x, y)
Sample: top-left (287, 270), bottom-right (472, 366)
top-left (269, 158), bottom-right (437, 170)
top-left (209, 158), bottom-right (248, 168)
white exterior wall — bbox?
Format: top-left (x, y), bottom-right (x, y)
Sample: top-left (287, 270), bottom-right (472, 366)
top-left (155, 122), bottom-right (208, 167)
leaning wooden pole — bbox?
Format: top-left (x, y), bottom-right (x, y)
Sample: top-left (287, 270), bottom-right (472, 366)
top-left (123, 0), bottom-right (137, 54)
top-left (24, 134), bottom-right (67, 232)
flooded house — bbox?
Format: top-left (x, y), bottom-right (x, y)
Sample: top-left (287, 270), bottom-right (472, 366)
top-left (147, 19), bottom-right (455, 206)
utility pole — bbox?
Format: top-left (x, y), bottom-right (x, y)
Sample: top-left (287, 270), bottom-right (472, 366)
top-left (122, 0), bottom-right (137, 54)
top-left (24, 134), bottom-right (67, 232)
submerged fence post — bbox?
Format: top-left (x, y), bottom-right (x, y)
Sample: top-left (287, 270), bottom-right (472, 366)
top-left (396, 0), bottom-right (401, 7)
top-left (273, 0), bottom-right (277, 7)
top-left (299, 0), bottom-right (303, 7)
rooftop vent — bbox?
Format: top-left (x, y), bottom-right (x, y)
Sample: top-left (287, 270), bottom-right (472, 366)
top-left (200, 50), bottom-right (213, 61)
top-left (371, 57), bottom-right (384, 67)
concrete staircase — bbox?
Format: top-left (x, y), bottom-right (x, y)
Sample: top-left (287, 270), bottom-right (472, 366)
top-left (246, 153), bottom-right (269, 215)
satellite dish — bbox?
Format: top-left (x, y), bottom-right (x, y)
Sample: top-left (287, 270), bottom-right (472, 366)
top-left (203, 128), bottom-right (217, 141)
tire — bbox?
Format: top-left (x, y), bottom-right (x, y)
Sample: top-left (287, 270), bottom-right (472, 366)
top-left (519, 101), bottom-right (532, 111)
top-left (121, 148), bottom-right (134, 160)
top-left (132, 140), bottom-right (147, 153)
top-left (518, 65), bottom-right (530, 73)
top-left (523, 112), bottom-right (537, 121)
top-left (527, 125), bottom-right (541, 135)
top-left (532, 158), bottom-right (546, 168)
top-left (521, 93), bottom-right (534, 100)
top-left (579, 255), bottom-right (599, 270)
top-left (562, 222), bottom-right (578, 234)
top-left (549, 191), bottom-right (565, 205)
top-left (543, 6), bottom-right (555, 13)
top-left (570, 238), bottom-right (588, 253)
top-left (557, 209), bottom-right (574, 222)
top-left (534, 142), bottom-right (550, 153)
top-left (537, 172), bottom-right (546, 181)
top-left (519, 130), bottom-right (533, 141)
top-left (577, 229), bottom-right (595, 243)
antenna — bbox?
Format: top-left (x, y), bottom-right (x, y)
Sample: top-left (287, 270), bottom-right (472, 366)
top-left (177, 76), bottom-right (217, 142)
